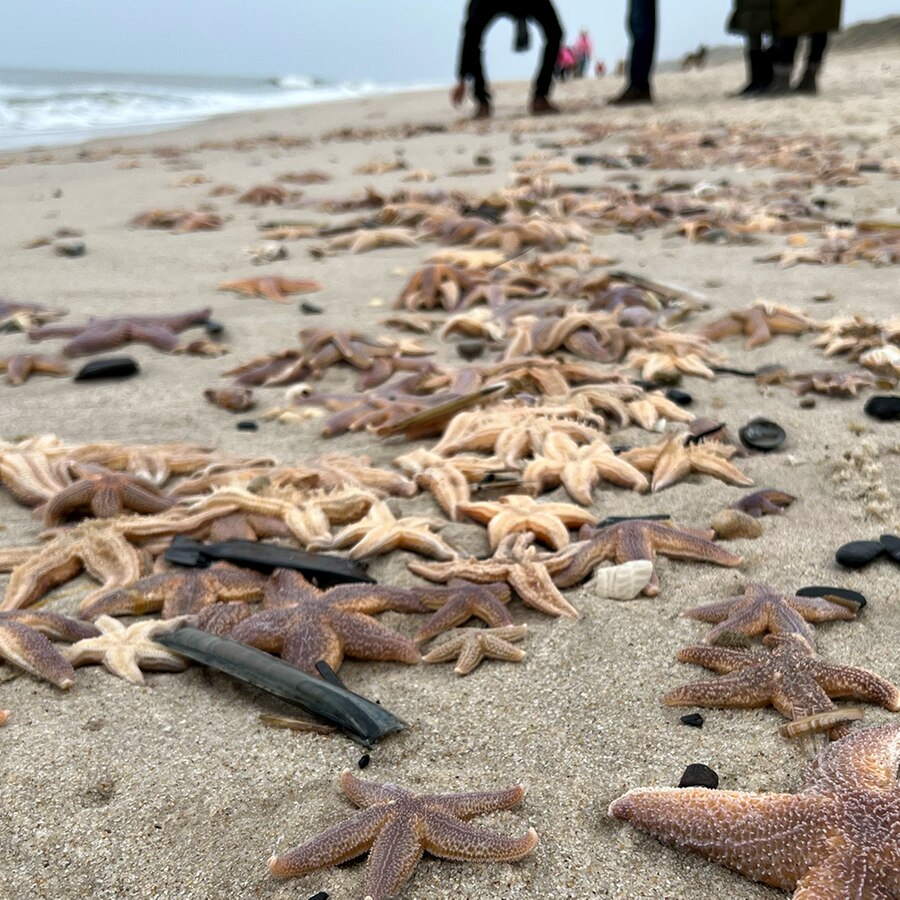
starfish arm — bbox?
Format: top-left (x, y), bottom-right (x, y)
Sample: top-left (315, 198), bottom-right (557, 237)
top-left (43, 481), bottom-right (98, 525)
top-left (77, 530), bottom-right (145, 608)
top-left (508, 562), bottom-right (580, 618)
top-left (422, 810), bottom-right (538, 862)
top-left (417, 467), bottom-right (470, 520)
top-left (333, 611), bottom-right (421, 665)
top-left (457, 501), bottom-right (504, 527)
top-left (683, 596), bottom-right (746, 624)
top-left (340, 770), bottom-right (406, 808)
top-left (786, 595), bottom-right (858, 624)
top-left (422, 633), bottom-right (467, 663)
top-left (414, 590), bottom-right (513, 642)
top-left (229, 609), bottom-right (291, 655)
top-left (663, 667), bottom-right (776, 709)
top-left (650, 528), bottom-right (743, 567)
top-left (587, 454), bottom-right (649, 493)
top-left (5, 610), bottom-right (98, 642)
top-left (407, 558), bottom-right (508, 585)
top-left (127, 640), bottom-right (189, 672)
top-left (101, 646), bottom-right (149, 685)
top-left (688, 454), bottom-right (755, 487)
top-left (550, 539), bottom-right (616, 588)
top-left (794, 851), bottom-right (900, 900)
top-left (801, 722), bottom-right (900, 794)
top-left (476, 631), bottom-right (527, 664)
top-left (0, 619), bottom-right (77, 688)
top-left (510, 513), bottom-right (571, 551)
top-left (331, 585), bottom-right (427, 615)
top-left (280, 619), bottom-right (345, 674)
top-left (79, 572), bottom-right (180, 619)
top-left (364, 816), bottom-right (425, 900)
top-left (559, 460), bottom-right (598, 506)
top-left (393, 528), bottom-right (457, 560)
top-left (2, 545), bottom-right (82, 611)
top-left (772, 674), bottom-right (837, 721)
top-left (197, 602), bottom-right (254, 635)
top-left (647, 442), bottom-right (692, 492)
top-left (63, 322), bottom-right (131, 357)
top-left (609, 788), bottom-right (825, 891)
top-left (268, 806), bottom-right (390, 877)
top-left (425, 784), bottom-right (528, 819)
top-left (701, 603), bottom-right (815, 646)
top-left (814, 663), bottom-right (900, 711)
top-left (453, 638), bottom-right (486, 674)
top-left (674, 644), bottom-right (757, 674)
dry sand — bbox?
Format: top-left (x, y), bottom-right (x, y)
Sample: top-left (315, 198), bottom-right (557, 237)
top-left (0, 49), bottom-right (898, 900)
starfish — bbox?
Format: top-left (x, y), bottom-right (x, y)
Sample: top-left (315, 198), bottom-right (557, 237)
top-left (625, 334), bottom-right (722, 381)
top-left (298, 328), bottom-right (430, 376)
top-left (664, 632), bottom-right (900, 738)
top-left (308, 501), bottom-right (456, 560)
top-left (0, 354), bottom-right (70, 385)
top-left (0, 610), bottom-right (98, 689)
top-left (238, 184), bottom-right (295, 205)
top-left (730, 488), bottom-right (796, 518)
top-left (313, 227), bottom-right (419, 256)
top-left (268, 770), bottom-right (538, 900)
top-left (394, 263), bottom-right (487, 311)
top-left (79, 562), bottom-right (268, 620)
top-left (28, 308), bottom-right (212, 357)
top-left (218, 276), bottom-right (322, 304)
top-left (523, 433), bottom-right (649, 504)
top-left (552, 519), bottom-right (744, 597)
top-left (0, 297), bottom-right (67, 332)
top-left (131, 208), bottom-right (223, 232)
top-left (215, 568), bottom-right (426, 675)
top-left (699, 300), bottom-right (820, 349)
top-left (42, 463), bottom-right (174, 526)
top-left (791, 369), bottom-right (881, 397)
top-left (410, 533), bottom-right (582, 618)
top-left (620, 434), bottom-right (753, 493)
top-left (683, 582), bottom-right (858, 646)
top-left (63, 615), bottom-right (189, 685)
top-left (414, 581), bottom-right (513, 642)
top-left (423, 624), bottom-right (528, 675)
top-left (457, 494), bottom-right (598, 552)
top-left (609, 722), bottom-right (900, 898)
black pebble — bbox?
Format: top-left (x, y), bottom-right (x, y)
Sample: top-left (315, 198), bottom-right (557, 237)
top-left (680, 713), bottom-right (704, 728)
top-left (880, 534), bottom-right (900, 563)
top-left (738, 417), bottom-right (785, 452)
top-left (797, 585), bottom-right (867, 610)
top-left (678, 763), bottom-right (718, 789)
top-left (864, 395), bottom-right (900, 422)
top-left (236, 420), bottom-right (258, 432)
top-left (857, 162), bottom-right (881, 172)
top-left (307, 893), bottom-right (329, 900)
top-left (204, 319), bottom-right (225, 335)
top-left (74, 357), bottom-right (139, 381)
top-left (474, 154), bottom-right (493, 167)
top-left (457, 339), bottom-right (485, 361)
top-left (665, 388), bottom-right (693, 406)
top-left (300, 301), bottom-right (323, 315)
top-left (358, 753), bottom-right (371, 769)
top-left (835, 540), bottom-right (886, 569)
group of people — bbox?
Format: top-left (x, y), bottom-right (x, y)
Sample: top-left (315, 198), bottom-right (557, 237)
top-left (452, 0), bottom-right (843, 119)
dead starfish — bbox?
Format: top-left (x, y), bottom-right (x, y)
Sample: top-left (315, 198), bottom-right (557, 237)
top-left (414, 581), bottom-right (513, 642)
top-left (609, 723), bottom-right (900, 898)
top-left (552, 519), bottom-right (744, 597)
top-left (0, 354), bottom-right (70, 385)
top-left (238, 184), bottom-right (295, 205)
top-left (268, 770), bottom-right (537, 900)
top-left (423, 624), bottom-right (528, 675)
top-left (791, 369), bottom-right (881, 397)
top-left (218, 277), bottom-right (321, 304)
top-left (625, 333), bottom-right (722, 381)
top-left (664, 632), bottom-right (900, 738)
top-left (730, 488), bottom-right (796, 517)
top-left (0, 297), bottom-right (67, 332)
top-left (311, 227), bottom-right (418, 256)
top-left (683, 581), bottom-right (857, 646)
top-left (394, 264), bottom-right (487, 311)
top-left (131, 209), bottom-right (223, 232)
top-left (699, 300), bottom-right (820, 349)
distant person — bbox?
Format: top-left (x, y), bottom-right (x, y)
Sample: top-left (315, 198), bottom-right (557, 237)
top-left (557, 45), bottom-right (577, 81)
top-left (769, 0), bottom-right (843, 94)
top-left (452, 0), bottom-right (564, 119)
top-left (608, 0), bottom-right (656, 105)
top-left (595, 60), bottom-right (607, 77)
top-left (727, 0), bottom-right (775, 96)
top-left (573, 29), bottom-right (594, 77)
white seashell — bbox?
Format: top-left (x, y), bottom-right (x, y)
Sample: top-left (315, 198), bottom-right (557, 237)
top-left (859, 344), bottom-right (900, 376)
top-left (590, 560), bottom-right (653, 600)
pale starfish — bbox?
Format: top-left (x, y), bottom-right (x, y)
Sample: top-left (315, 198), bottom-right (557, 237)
top-left (0, 610), bottom-right (98, 689)
top-left (0, 354), bottom-right (70, 385)
top-left (63, 615), bottom-right (189, 685)
top-left (394, 263), bottom-right (486, 312)
top-left (457, 494), bottom-right (598, 551)
top-left (625, 333), bottom-right (722, 381)
top-left (79, 562), bottom-right (268, 619)
top-left (610, 723), bottom-right (900, 897)
top-left (269, 770), bottom-right (538, 900)
top-left (552, 519), bottom-right (744, 597)
top-left (0, 297), bottom-right (67, 332)
top-left (700, 300), bottom-right (820, 349)
top-left (218, 276), bottom-right (322, 304)
top-left (414, 581), bottom-right (513, 642)
top-left (665, 632), bottom-right (900, 738)
top-left (410, 533), bottom-right (582, 618)
top-left (314, 227), bottom-right (419, 255)
top-left (423, 624), bottom-right (528, 675)
top-left (620, 434), bottom-right (753, 493)
top-left (237, 184), bottom-right (294, 205)
top-left (308, 501), bottom-right (456, 560)
top-left (683, 581), bottom-right (857, 646)
top-left (524, 433), bottom-right (649, 504)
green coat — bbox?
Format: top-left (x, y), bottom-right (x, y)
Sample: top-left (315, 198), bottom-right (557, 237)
top-left (728, 0), bottom-right (775, 36)
top-left (774, 0), bottom-right (842, 35)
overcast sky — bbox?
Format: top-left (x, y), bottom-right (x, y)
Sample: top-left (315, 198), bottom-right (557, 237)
top-left (2, 1), bottom-right (896, 82)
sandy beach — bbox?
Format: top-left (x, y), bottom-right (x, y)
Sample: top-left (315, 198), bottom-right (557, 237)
top-left (1, 45), bottom-right (899, 900)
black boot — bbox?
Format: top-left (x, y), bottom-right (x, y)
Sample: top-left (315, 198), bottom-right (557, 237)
top-left (731, 48), bottom-right (772, 96)
top-left (765, 64), bottom-right (793, 96)
top-left (793, 62), bottom-right (819, 94)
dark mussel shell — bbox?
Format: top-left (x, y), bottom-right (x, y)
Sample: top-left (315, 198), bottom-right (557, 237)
top-left (678, 764), bottom-right (718, 789)
top-left (73, 356), bottom-right (139, 381)
top-left (680, 713), bottom-right (704, 728)
top-left (236, 420), bottom-right (259, 431)
top-left (864, 395), bottom-right (900, 422)
top-left (665, 387), bottom-right (693, 406)
top-left (738, 417), bottom-right (785, 452)
top-left (796, 585), bottom-right (867, 611)
top-left (457, 339), bottom-right (485, 361)
top-left (835, 540), bottom-right (885, 569)
top-left (880, 534), bottom-right (900, 563)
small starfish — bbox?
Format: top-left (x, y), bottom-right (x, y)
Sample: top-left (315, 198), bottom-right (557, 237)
top-left (238, 184), bottom-right (295, 205)
top-left (791, 369), bottom-right (881, 397)
top-left (268, 770), bottom-right (538, 900)
top-left (214, 568), bottom-right (425, 675)
top-left (609, 723), bottom-right (900, 898)
top-left (457, 494), bottom-right (598, 552)
top-left (414, 581), bottom-right (513, 642)
top-left (683, 581), bottom-right (857, 646)
top-left (218, 276), bottom-right (322, 304)
top-left (730, 488), bottom-right (796, 517)
top-left (131, 209), bottom-right (223, 232)
top-left (552, 519), bottom-right (743, 597)
top-left (394, 263), bottom-right (486, 311)
top-left (620, 434), bottom-right (754, 493)
top-left (625, 334), bottom-right (721, 381)
top-left (79, 562), bottom-right (268, 619)
top-left (42, 463), bottom-right (174, 526)
top-left (0, 297), bottom-right (67, 332)
top-left (0, 610), bottom-right (98, 689)
top-left (308, 501), bottom-right (456, 560)
top-left (699, 300), bottom-right (820, 349)
top-left (664, 632), bottom-right (900, 738)
top-left (424, 624), bottom-right (528, 675)
top-left (63, 615), bottom-right (189, 685)
top-left (410, 533), bottom-right (582, 618)
top-left (313, 227), bottom-right (419, 256)
top-left (0, 354), bottom-right (70, 385)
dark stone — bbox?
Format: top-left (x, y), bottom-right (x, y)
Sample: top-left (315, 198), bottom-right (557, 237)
top-left (678, 763), bottom-right (718, 789)
top-left (74, 357), bottom-right (139, 381)
top-left (739, 417), bottom-right (785, 452)
top-left (300, 301), bottom-right (323, 315)
top-left (53, 238), bottom-right (86, 257)
top-left (857, 162), bottom-right (881, 172)
top-left (474, 154), bottom-right (493, 166)
top-left (204, 319), bottom-right (225, 335)
top-left (796, 585), bottom-right (867, 611)
top-left (799, 397), bottom-right (816, 409)
top-left (307, 892), bottom-right (329, 900)
top-left (236, 420), bottom-right (258, 431)
top-left (680, 713), bottom-right (704, 728)
top-left (358, 753), bottom-right (371, 769)
top-left (665, 388), bottom-right (693, 406)
top-left (864, 395), bottom-right (900, 422)
top-left (879, 534), bottom-right (900, 563)
top-left (835, 540), bottom-right (886, 569)
top-left (457, 339), bottom-right (485, 361)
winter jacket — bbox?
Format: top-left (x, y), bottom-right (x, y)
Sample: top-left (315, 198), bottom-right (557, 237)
top-left (774, 0), bottom-right (842, 35)
top-left (728, 0), bottom-right (775, 36)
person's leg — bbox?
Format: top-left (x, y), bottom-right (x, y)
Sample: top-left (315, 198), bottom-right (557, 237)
top-left (530, 0), bottom-right (563, 102)
top-left (767, 35), bottom-right (798, 94)
top-left (459, 0), bottom-right (496, 110)
top-left (795, 32), bottom-right (827, 94)
top-left (731, 34), bottom-right (762, 96)
top-left (628, 0), bottom-right (657, 91)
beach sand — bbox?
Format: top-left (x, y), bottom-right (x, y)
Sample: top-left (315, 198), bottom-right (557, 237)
top-left (0, 48), bottom-right (898, 900)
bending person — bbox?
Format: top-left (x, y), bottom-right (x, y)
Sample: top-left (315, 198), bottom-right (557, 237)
top-left (452, 0), bottom-right (563, 119)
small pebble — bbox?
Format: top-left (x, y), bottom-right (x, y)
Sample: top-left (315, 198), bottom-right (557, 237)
top-left (307, 893), bottom-right (329, 900)
top-left (680, 713), bottom-right (704, 728)
top-left (457, 339), bottom-right (484, 361)
top-left (474, 154), bottom-right (493, 166)
top-left (880, 534), bottom-right (900, 563)
top-left (74, 357), bottom-right (139, 381)
top-left (236, 420), bottom-right (258, 432)
top-left (358, 753), bottom-right (371, 770)
top-left (710, 508), bottom-right (763, 540)
top-left (204, 319), bottom-right (225, 336)
top-left (739, 417), bottom-right (785, 452)
top-left (796, 585), bottom-right (866, 611)
top-left (812, 291), bottom-right (833, 302)
top-left (799, 397), bottom-right (816, 409)
top-left (835, 540), bottom-right (885, 569)
top-left (301, 301), bottom-right (323, 315)
top-left (53, 238), bottom-right (86, 257)
top-left (864, 395), bottom-right (900, 422)
top-left (665, 387), bottom-right (692, 406)
top-left (678, 763), bottom-right (718, 790)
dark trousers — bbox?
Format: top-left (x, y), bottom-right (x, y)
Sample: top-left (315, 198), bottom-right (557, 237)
top-left (459, 0), bottom-right (563, 104)
top-left (627, 0), bottom-right (657, 90)
top-left (775, 33), bottom-right (828, 68)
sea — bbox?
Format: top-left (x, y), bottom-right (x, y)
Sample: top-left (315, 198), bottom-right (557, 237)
top-left (0, 67), bottom-right (422, 151)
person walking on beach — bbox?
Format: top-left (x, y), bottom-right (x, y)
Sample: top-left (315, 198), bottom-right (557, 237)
top-left (727, 0), bottom-right (775, 96)
top-left (608, 0), bottom-right (656, 105)
top-left (573, 29), bottom-right (593, 77)
top-left (769, 0), bottom-right (842, 94)
top-left (452, 0), bottom-right (564, 119)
